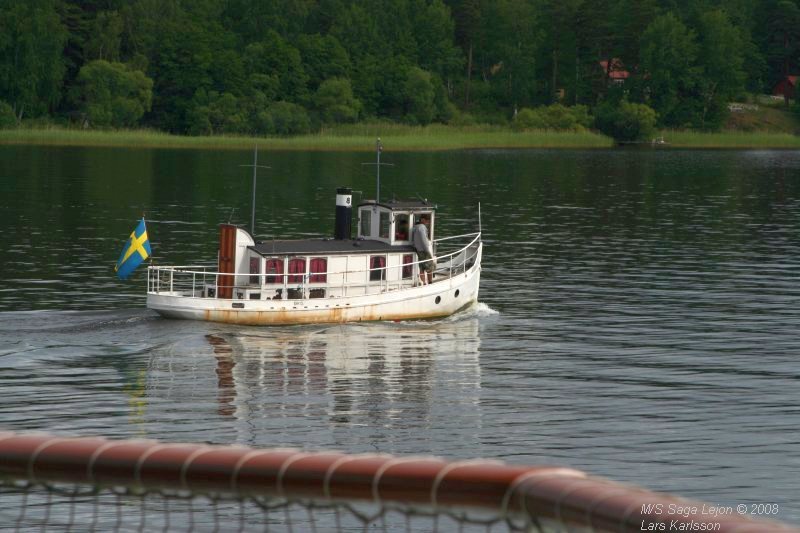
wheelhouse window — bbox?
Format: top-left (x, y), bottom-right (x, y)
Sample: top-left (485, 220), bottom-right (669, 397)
top-left (287, 258), bottom-right (306, 283)
top-left (309, 257), bottom-right (327, 283)
top-left (249, 257), bottom-right (261, 284)
top-left (395, 214), bottom-right (410, 241)
top-left (379, 211), bottom-right (390, 239)
top-left (265, 258), bottom-right (284, 284)
top-left (360, 209), bottom-right (371, 237)
top-left (402, 254), bottom-right (413, 279)
top-left (370, 255), bottom-right (386, 281)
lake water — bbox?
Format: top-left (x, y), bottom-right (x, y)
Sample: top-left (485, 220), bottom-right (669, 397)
top-left (0, 146), bottom-right (799, 525)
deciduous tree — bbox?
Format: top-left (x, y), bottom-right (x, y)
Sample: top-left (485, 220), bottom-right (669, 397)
top-left (640, 13), bottom-right (700, 127)
top-left (0, 0), bottom-right (68, 120)
top-left (74, 60), bottom-right (153, 127)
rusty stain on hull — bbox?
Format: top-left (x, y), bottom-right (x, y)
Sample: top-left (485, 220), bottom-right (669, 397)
top-left (192, 300), bottom-right (474, 326)
top-left (161, 280), bottom-right (479, 326)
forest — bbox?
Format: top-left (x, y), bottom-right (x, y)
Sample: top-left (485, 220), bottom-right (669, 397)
top-left (1, 0), bottom-right (799, 139)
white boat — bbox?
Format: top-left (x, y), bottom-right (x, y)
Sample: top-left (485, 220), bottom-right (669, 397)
top-left (146, 152), bottom-right (482, 326)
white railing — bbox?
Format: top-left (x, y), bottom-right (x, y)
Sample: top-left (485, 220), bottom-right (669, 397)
top-left (147, 232), bottom-right (481, 301)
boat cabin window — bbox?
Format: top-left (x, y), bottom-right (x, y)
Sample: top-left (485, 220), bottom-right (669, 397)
top-left (394, 214), bottom-right (410, 241)
top-left (309, 257), bottom-right (327, 283)
top-left (265, 258), bottom-right (283, 284)
top-left (249, 257), bottom-right (261, 284)
top-left (370, 255), bottom-right (386, 281)
top-left (360, 208), bottom-right (372, 237)
top-left (402, 254), bottom-right (413, 279)
top-left (379, 211), bottom-right (390, 239)
top-left (288, 258), bottom-right (306, 282)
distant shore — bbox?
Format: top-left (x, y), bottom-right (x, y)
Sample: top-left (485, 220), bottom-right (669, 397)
top-left (1, 125), bottom-right (798, 151)
top-left (0, 125), bottom-right (612, 151)
top-left (659, 130), bottom-right (800, 149)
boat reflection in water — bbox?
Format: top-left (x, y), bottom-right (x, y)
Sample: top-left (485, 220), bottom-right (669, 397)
top-left (203, 313), bottom-right (483, 444)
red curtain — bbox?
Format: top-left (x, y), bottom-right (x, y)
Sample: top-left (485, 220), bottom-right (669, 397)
top-left (370, 255), bottom-right (386, 281)
top-left (309, 258), bottom-right (327, 283)
top-left (402, 254), bottom-right (413, 279)
top-left (265, 259), bottom-right (284, 284)
top-left (249, 257), bottom-right (261, 284)
top-left (288, 258), bottom-right (306, 282)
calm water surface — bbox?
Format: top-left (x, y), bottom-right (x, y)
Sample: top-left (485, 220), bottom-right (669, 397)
top-left (0, 146), bottom-right (799, 524)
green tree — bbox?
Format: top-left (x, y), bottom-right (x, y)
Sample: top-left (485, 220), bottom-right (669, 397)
top-left (84, 10), bottom-right (123, 61)
top-left (409, 0), bottom-right (461, 79)
top-left (594, 100), bottom-right (657, 141)
top-left (187, 90), bottom-right (245, 135)
top-left (761, 0), bottom-right (800, 90)
top-left (611, 0), bottom-right (661, 71)
top-left (296, 34), bottom-right (351, 91)
top-left (0, 100), bottom-right (16, 128)
top-left (314, 78), bottom-right (361, 123)
top-left (244, 32), bottom-right (308, 103)
top-left (0, 0), bottom-right (67, 120)
top-left (696, 10), bottom-right (747, 128)
top-left (122, 0), bottom-right (242, 132)
top-left (447, 0), bottom-right (481, 107)
top-left (403, 67), bottom-right (437, 124)
top-left (266, 101), bottom-right (311, 135)
top-left (75, 60), bottom-right (153, 127)
top-left (640, 13), bottom-right (700, 127)
top-left (540, 0), bottom-right (582, 104)
top-left (480, 0), bottom-right (540, 110)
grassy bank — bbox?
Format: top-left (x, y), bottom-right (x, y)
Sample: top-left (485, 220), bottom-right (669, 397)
top-left (662, 130), bottom-right (800, 149)
top-left (3, 124), bottom-right (798, 150)
top-left (0, 124), bottom-right (613, 151)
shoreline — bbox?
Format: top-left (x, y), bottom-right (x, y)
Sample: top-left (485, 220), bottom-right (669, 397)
top-left (1, 126), bottom-right (798, 151)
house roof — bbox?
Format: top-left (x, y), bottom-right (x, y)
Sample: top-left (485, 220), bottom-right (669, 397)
top-left (600, 59), bottom-right (630, 80)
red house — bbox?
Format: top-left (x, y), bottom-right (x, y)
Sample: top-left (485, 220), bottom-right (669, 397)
top-left (600, 58), bottom-right (630, 85)
top-left (772, 75), bottom-right (797, 102)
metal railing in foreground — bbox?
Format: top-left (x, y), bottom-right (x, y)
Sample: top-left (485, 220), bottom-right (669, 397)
top-left (0, 431), bottom-right (794, 533)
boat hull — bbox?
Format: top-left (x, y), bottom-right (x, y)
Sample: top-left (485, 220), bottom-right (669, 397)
top-left (147, 264), bottom-right (481, 326)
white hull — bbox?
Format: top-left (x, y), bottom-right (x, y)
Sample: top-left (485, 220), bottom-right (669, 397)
top-left (148, 258), bottom-right (481, 326)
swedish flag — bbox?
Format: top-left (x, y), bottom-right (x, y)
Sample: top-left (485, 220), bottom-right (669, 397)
top-left (115, 218), bottom-right (151, 280)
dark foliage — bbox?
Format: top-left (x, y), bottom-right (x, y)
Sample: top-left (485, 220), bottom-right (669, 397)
top-left (0, 0), bottom-right (795, 134)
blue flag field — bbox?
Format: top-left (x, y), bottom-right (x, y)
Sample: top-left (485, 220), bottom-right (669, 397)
top-left (115, 218), bottom-right (151, 280)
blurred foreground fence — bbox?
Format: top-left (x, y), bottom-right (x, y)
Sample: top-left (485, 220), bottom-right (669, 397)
top-left (0, 431), bottom-right (796, 532)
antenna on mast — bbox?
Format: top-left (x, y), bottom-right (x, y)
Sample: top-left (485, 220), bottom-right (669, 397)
top-left (239, 146), bottom-right (271, 235)
top-left (361, 138), bottom-right (393, 203)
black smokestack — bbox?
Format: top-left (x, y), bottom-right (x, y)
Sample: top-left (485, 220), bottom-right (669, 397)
top-left (334, 187), bottom-right (352, 240)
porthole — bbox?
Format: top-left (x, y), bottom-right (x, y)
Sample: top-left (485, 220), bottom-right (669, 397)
top-left (435, 296), bottom-right (441, 304)
top-left (454, 290), bottom-right (460, 298)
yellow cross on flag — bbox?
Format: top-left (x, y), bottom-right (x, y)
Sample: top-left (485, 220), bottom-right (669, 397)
top-left (116, 218), bottom-right (151, 280)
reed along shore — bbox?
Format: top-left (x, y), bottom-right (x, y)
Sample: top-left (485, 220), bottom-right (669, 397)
top-left (2, 125), bottom-right (798, 151)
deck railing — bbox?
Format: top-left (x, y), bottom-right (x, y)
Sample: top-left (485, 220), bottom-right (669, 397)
top-left (1, 431), bottom-right (795, 533)
top-left (147, 232), bottom-right (481, 301)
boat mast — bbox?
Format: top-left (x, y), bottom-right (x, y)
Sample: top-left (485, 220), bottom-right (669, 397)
top-left (376, 138), bottom-right (381, 202)
top-left (361, 138), bottom-right (393, 203)
top-left (251, 146), bottom-right (257, 233)
top-left (240, 146), bottom-right (271, 235)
